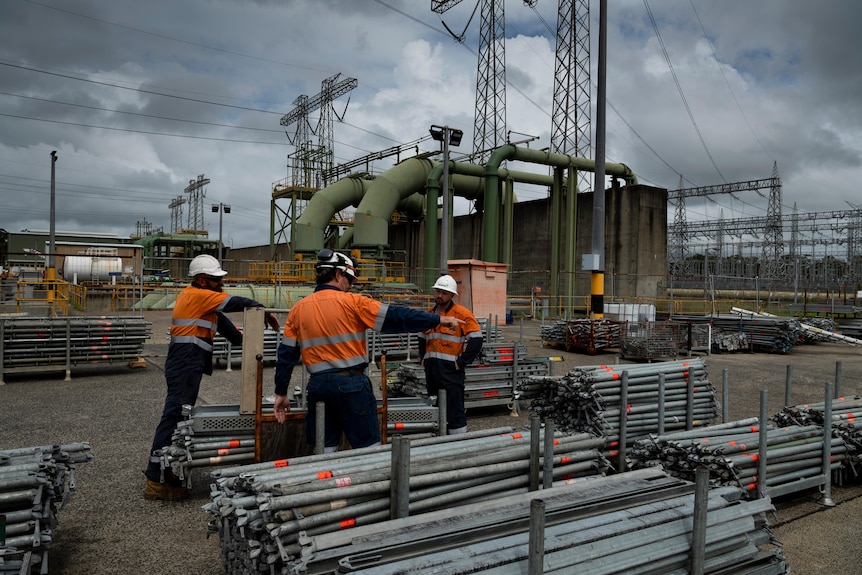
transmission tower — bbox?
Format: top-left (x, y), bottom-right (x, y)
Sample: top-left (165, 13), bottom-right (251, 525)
top-left (168, 195), bottom-right (186, 233)
top-left (549, 0), bottom-right (591, 192)
top-left (183, 174), bottom-right (210, 234)
top-left (668, 175), bottom-right (689, 275)
top-left (432, 0), bottom-right (507, 164)
top-left (279, 73), bottom-right (358, 190)
top-left (761, 162), bottom-right (785, 284)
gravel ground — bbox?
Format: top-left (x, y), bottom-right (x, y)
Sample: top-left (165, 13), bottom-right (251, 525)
top-left (2, 309), bottom-right (862, 574)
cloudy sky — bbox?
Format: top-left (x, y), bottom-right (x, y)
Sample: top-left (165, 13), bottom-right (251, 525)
top-left (1, 0), bottom-right (860, 251)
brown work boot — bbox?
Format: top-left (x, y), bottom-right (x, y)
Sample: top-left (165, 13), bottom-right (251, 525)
top-left (144, 479), bottom-right (189, 501)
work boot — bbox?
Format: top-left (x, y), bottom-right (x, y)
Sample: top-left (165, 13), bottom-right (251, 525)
top-left (141, 468), bottom-right (184, 488)
top-left (144, 479), bottom-right (189, 501)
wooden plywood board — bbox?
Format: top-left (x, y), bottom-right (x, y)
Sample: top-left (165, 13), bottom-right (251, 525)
top-left (239, 307), bottom-right (265, 414)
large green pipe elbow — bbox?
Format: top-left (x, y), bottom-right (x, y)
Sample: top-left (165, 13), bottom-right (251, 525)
top-left (294, 177), bottom-right (370, 253)
top-left (354, 157), bottom-right (434, 249)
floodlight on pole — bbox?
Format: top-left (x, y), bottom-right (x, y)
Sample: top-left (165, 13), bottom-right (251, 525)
top-left (429, 125), bottom-right (463, 275)
top-left (212, 203), bottom-right (231, 264)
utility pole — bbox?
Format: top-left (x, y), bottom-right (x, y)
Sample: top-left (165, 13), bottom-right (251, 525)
top-left (48, 150), bottom-right (57, 281)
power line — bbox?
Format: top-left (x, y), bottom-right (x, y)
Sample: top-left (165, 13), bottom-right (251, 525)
top-left (643, 0), bottom-right (726, 183)
top-left (0, 112), bottom-right (289, 145)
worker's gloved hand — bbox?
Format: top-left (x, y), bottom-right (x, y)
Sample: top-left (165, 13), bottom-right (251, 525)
top-left (264, 312), bottom-right (280, 332)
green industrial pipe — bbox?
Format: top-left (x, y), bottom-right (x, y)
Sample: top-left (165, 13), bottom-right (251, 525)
top-left (485, 145), bottom-right (637, 310)
top-left (425, 160), bottom-right (556, 291)
top-left (293, 176), bottom-right (371, 254)
top-left (485, 145), bottom-right (637, 263)
top-left (353, 158), bottom-right (435, 255)
top-left (339, 193), bottom-right (424, 252)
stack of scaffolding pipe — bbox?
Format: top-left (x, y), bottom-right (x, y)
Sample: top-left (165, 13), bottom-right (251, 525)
top-left (627, 418), bottom-right (847, 496)
top-left (538, 319), bottom-right (621, 352)
top-left (525, 358), bottom-right (719, 445)
top-left (394, 361), bottom-right (548, 407)
top-left (0, 443), bottom-right (92, 573)
top-left (205, 428), bottom-right (611, 573)
top-left (0, 317), bottom-right (151, 379)
top-left (392, 342), bottom-right (548, 408)
top-left (774, 397), bottom-right (862, 471)
top-left (159, 398), bottom-right (443, 483)
top-left (674, 314), bottom-right (801, 354)
top-left (211, 328), bottom-right (281, 366)
top-left (288, 467), bottom-right (785, 575)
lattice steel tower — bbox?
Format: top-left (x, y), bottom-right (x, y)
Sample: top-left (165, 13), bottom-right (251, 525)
top-left (168, 196), bottom-right (186, 234)
top-left (668, 175), bottom-right (689, 275)
top-left (550, 0), bottom-right (591, 192)
top-left (183, 174), bottom-right (210, 234)
top-left (432, 0), bottom-right (507, 164)
top-left (279, 73), bottom-right (357, 190)
top-left (761, 161), bottom-right (785, 283)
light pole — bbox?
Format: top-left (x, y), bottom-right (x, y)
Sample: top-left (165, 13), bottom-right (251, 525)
top-left (429, 125), bottom-right (463, 275)
top-left (48, 150), bottom-right (57, 280)
top-left (211, 203), bottom-right (231, 264)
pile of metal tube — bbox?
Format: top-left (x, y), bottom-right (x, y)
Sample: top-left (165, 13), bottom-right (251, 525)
top-left (675, 314), bottom-right (802, 354)
top-left (393, 342), bottom-right (549, 409)
top-left (204, 426), bottom-right (611, 574)
top-left (627, 417), bottom-right (847, 496)
top-left (231, 466), bottom-right (785, 575)
top-left (157, 404), bottom-right (260, 485)
top-left (158, 398), bottom-right (444, 483)
top-left (0, 316), bottom-right (151, 381)
top-left (774, 396), bottom-right (862, 473)
top-left (211, 328), bottom-right (282, 367)
top-left (0, 443), bottom-right (92, 574)
top-left (524, 358), bottom-right (719, 445)
top-left (539, 318), bottom-right (621, 352)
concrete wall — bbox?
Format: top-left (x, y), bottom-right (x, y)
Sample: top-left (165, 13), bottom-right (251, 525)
top-left (578, 184), bottom-right (668, 298)
top-left (389, 184), bottom-right (668, 298)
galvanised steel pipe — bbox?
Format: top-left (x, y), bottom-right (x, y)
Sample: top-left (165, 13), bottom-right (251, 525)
top-left (208, 431), bottom-right (611, 573)
top-left (244, 431), bottom-right (576, 494)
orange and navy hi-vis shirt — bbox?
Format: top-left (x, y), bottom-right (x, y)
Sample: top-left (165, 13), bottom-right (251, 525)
top-left (419, 303), bottom-right (483, 365)
top-left (275, 284), bottom-right (444, 396)
top-left (282, 287), bottom-right (387, 375)
top-left (170, 285), bottom-right (233, 352)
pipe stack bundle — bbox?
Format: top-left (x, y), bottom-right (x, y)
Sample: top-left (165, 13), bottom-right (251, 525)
top-left (774, 397), bottom-right (862, 473)
top-left (0, 443), bottom-right (92, 573)
top-left (158, 398), bottom-right (444, 483)
top-left (276, 467), bottom-right (786, 575)
top-left (627, 418), bottom-right (847, 496)
top-left (539, 319), bottom-right (620, 353)
top-left (204, 427), bottom-right (611, 574)
top-left (675, 314), bottom-right (801, 354)
top-left (157, 405), bottom-right (260, 484)
top-left (797, 317), bottom-right (837, 343)
top-left (525, 358), bottom-right (719, 444)
top-left (211, 328), bottom-right (281, 366)
top-left (0, 316), bottom-right (152, 380)
top-left (392, 342), bottom-right (548, 408)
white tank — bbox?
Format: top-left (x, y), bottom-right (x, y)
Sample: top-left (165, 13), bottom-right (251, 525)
top-left (91, 257), bottom-right (123, 281)
top-left (63, 256), bottom-right (123, 282)
top-left (63, 255), bottom-right (92, 282)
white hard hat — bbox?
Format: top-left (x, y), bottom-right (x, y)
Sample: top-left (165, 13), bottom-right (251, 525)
top-left (432, 274), bottom-right (458, 295)
top-left (188, 254), bottom-right (227, 277)
top-left (316, 249), bottom-right (357, 280)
